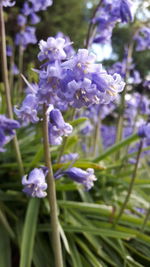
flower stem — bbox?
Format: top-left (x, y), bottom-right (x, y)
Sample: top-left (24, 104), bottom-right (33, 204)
top-left (112, 140), bottom-right (143, 227)
top-left (115, 41), bottom-right (134, 144)
top-left (43, 104), bottom-right (63, 267)
top-left (0, 6), bottom-right (24, 176)
top-left (85, 0), bottom-right (102, 48)
top-left (141, 206), bottom-right (150, 232)
top-left (18, 45), bottom-right (24, 92)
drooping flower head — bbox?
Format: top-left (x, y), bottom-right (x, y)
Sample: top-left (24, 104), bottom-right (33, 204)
top-left (48, 107), bottom-right (73, 145)
top-left (138, 123), bottom-right (150, 139)
top-left (22, 168), bottom-right (48, 198)
top-left (64, 167), bottom-right (97, 190)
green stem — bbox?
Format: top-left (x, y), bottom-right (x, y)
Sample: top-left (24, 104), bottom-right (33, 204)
top-left (94, 133), bottom-right (139, 162)
top-left (115, 41), bottom-right (134, 145)
top-left (43, 104), bottom-right (63, 267)
top-left (85, 0), bottom-right (102, 48)
top-left (113, 140), bottom-right (143, 227)
top-left (18, 45), bottom-right (24, 93)
top-left (141, 206), bottom-right (150, 232)
top-left (57, 136), bottom-right (67, 164)
top-left (0, 6), bottom-right (24, 176)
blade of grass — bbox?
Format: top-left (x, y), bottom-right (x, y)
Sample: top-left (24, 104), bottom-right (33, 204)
top-left (20, 198), bottom-right (40, 267)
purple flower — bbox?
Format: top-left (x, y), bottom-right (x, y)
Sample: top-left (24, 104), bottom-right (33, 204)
top-left (22, 168), bottom-right (48, 198)
top-left (55, 32), bottom-right (75, 58)
top-left (30, 13), bottom-right (41, 24)
top-left (29, 0), bottom-right (53, 12)
top-left (17, 14), bottom-right (27, 27)
top-left (134, 27), bottom-right (150, 51)
top-left (64, 167), bottom-right (97, 190)
top-left (14, 94), bottom-right (39, 125)
top-left (38, 37), bottom-right (68, 62)
top-left (80, 121), bottom-right (93, 136)
top-left (120, 0), bottom-right (133, 23)
top-left (22, 2), bottom-right (33, 16)
top-left (15, 26), bottom-right (37, 48)
top-left (60, 153), bottom-right (79, 163)
top-left (92, 0), bottom-right (133, 44)
top-left (48, 108), bottom-right (73, 145)
top-left (6, 45), bottom-right (13, 57)
top-left (60, 49), bottom-right (125, 107)
top-left (11, 63), bottom-right (19, 75)
top-left (138, 123), bottom-right (150, 139)
top-left (0, 115), bottom-right (20, 151)
top-left (0, 0), bottom-right (15, 7)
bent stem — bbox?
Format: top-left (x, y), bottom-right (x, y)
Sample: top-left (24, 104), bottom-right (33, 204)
top-left (112, 140), bottom-right (143, 228)
top-left (141, 206), bottom-right (150, 232)
top-left (0, 6), bottom-right (24, 176)
top-left (43, 104), bottom-right (63, 267)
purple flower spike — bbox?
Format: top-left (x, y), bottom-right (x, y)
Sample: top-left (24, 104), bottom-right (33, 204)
top-left (65, 167), bottom-right (97, 190)
top-left (138, 123), bottom-right (150, 139)
top-left (22, 168), bottom-right (48, 198)
top-left (49, 108), bottom-right (73, 145)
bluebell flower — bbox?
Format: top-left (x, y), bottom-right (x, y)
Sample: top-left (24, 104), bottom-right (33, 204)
top-left (55, 32), bottom-right (75, 58)
top-left (120, 0), bottom-right (133, 23)
top-left (60, 153), bottom-right (79, 163)
top-left (22, 168), bottom-right (48, 198)
top-left (0, 115), bottom-right (20, 151)
top-left (30, 13), bottom-right (41, 24)
top-left (134, 27), bottom-right (150, 51)
top-left (92, 0), bottom-right (133, 44)
top-left (0, 0), bottom-right (15, 7)
top-left (64, 167), bottom-right (97, 190)
top-left (17, 14), bottom-right (27, 27)
top-left (6, 45), bottom-right (13, 57)
top-left (38, 37), bottom-right (68, 62)
top-left (29, 0), bottom-right (53, 12)
top-left (14, 94), bottom-right (39, 125)
top-left (21, 2), bottom-right (33, 16)
top-left (15, 26), bottom-right (37, 48)
top-left (11, 63), bottom-right (19, 75)
top-left (48, 108), bottom-right (73, 145)
top-left (138, 123), bottom-right (150, 139)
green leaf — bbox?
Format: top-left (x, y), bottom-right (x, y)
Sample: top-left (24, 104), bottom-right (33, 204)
top-left (0, 225), bottom-right (11, 267)
top-left (69, 117), bottom-right (88, 127)
top-left (94, 133), bottom-right (139, 162)
top-left (20, 198), bottom-right (40, 267)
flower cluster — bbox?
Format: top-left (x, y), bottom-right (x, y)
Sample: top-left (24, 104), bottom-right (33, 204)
top-left (37, 37), bottom-right (125, 109)
top-left (0, 115), bottom-right (20, 152)
top-left (92, 0), bottom-right (133, 44)
top-left (15, 0), bottom-right (53, 49)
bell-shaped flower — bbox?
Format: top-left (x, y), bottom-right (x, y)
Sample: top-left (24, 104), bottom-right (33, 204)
top-left (22, 168), bottom-right (48, 198)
